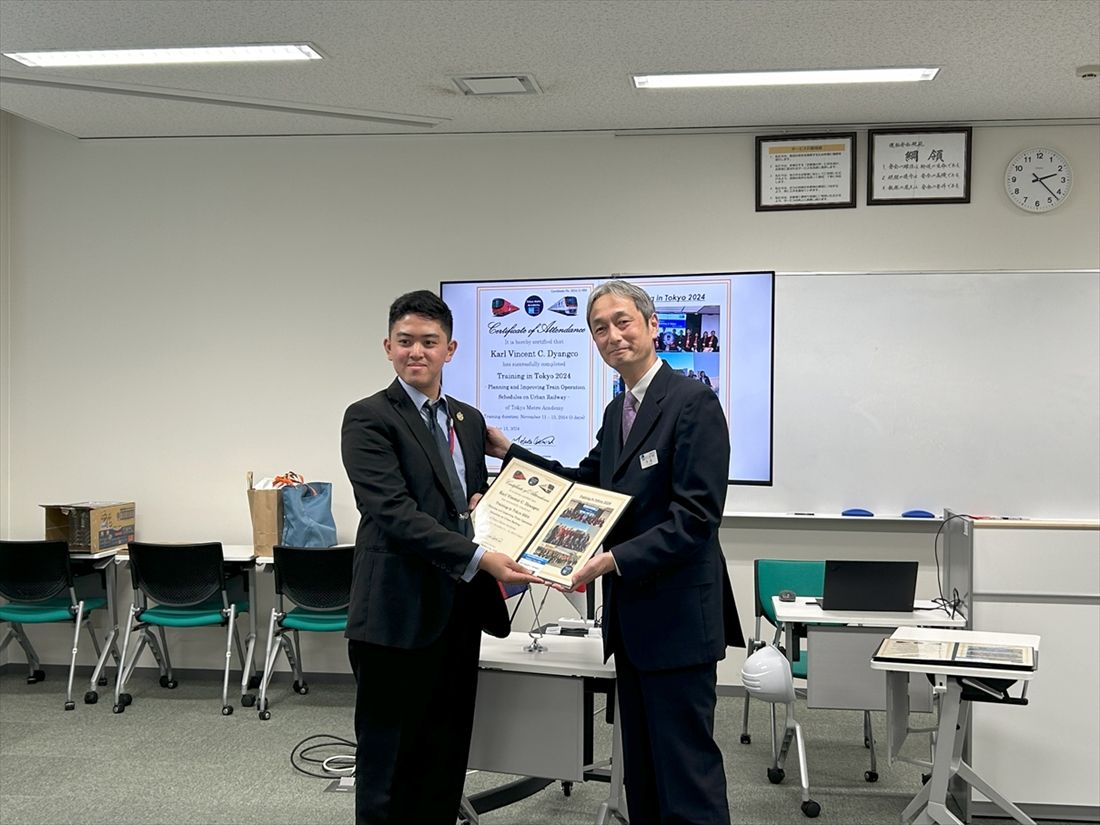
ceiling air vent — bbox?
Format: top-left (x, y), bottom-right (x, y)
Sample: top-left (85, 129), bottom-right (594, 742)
top-left (451, 74), bottom-right (541, 96)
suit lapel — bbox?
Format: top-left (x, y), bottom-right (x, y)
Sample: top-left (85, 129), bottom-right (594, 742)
top-left (386, 380), bottom-right (461, 509)
top-left (446, 394), bottom-right (480, 495)
top-left (615, 363), bottom-right (668, 475)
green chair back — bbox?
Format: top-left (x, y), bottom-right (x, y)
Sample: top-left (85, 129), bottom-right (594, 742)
top-left (755, 559), bottom-right (826, 626)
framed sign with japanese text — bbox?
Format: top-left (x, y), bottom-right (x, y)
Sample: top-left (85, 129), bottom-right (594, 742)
top-left (756, 133), bottom-right (856, 211)
top-left (868, 127), bottom-right (972, 205)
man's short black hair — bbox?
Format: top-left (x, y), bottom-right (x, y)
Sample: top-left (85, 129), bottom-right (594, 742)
top-left (388, 290), bottom-right (454, 340)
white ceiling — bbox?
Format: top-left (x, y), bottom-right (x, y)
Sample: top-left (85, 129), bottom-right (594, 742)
top-left (0, 0), bottom-right (1098, 140)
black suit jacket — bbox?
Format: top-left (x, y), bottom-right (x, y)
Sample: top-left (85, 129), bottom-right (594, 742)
top-left (342, 380), bottom-right (509, 648)
top-left (509, 362), bottom-right (744, 671)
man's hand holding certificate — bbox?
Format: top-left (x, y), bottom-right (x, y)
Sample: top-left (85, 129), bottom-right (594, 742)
top-left (472, 458), bottom-right (632, 588)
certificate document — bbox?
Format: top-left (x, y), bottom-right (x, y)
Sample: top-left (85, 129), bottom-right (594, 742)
top-left (471, 458), bottom-right (632, 587)
top-left (873, 637), bottom-right (1036, 671)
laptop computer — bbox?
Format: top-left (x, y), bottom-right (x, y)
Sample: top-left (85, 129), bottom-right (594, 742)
top-left (821, 560), bottom-right (919, 612)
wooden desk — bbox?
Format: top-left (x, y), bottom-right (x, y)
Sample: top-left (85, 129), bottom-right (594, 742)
top-left (469, 632), bottom-right (624, 825)
top-left (871, 627), bottom-right (1040, 825)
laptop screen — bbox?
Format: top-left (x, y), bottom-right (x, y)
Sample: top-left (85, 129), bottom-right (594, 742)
top-left (821, 560), bottom-right (919, 612)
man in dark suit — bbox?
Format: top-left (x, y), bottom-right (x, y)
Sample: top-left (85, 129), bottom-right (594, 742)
top-left (488, 279), bottom-right (744, 825)
top-left (342, 290), bottom-right (538, 825)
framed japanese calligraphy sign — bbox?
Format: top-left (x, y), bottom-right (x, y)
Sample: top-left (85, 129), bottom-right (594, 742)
top-left (756, 133), bottom-right (856, 211)
top-left (868, 127), bottom-right (972, 205)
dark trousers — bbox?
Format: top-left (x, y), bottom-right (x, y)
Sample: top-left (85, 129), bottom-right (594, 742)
top-left (347, 589), bottom-right (482, 825)
top-left (615, 653), bottom-right (730, 825)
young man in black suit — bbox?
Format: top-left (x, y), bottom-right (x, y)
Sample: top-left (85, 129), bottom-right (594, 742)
top-left (341, 290), bottom-right (537, 825)
top-left (488, 279), bottom-right (744, 825)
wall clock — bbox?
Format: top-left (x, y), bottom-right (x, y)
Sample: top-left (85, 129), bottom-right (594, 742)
top-left (1005, 147), bottom-right (1073, 212)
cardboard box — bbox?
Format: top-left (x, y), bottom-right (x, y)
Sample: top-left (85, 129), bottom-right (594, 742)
top-left (41, 501), bottom-right (135, 553)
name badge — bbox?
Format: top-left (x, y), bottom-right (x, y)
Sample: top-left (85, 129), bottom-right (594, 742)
top-left (639, 450), bottom-right (658, 469)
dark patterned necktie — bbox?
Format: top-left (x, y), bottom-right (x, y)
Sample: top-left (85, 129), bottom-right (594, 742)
top-left (621, 391), bottom-right (638, 445)
top-left (424, 399), bottom-right (471, 536)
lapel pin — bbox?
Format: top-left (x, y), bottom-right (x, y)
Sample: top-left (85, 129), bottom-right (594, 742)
top-left (455, 411), bottom-right (464, 422)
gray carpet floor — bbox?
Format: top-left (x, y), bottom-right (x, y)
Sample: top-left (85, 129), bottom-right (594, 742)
top-left (0, 667), bottom-right (1072, 825)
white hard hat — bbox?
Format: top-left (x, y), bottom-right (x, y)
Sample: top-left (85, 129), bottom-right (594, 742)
top-left (741, 644), bottom-right (796, 704)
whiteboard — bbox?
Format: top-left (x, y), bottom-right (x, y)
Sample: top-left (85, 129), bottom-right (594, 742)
top-left (730, 270), bottom-right (1100, 519)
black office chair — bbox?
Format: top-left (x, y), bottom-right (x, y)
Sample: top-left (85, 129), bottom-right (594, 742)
top-left (0, 540), bottom-right (113, 710)
top-left (114, 542), bottom-right (252, 715)
top-left (256, 544), bottom-right (352, 720)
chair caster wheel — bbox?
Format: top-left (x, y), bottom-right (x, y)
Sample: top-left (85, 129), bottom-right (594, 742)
top-left (865, 770), bottom-right (878, 783)
top-left (292, 680), bottom-right (309, 695)
top-left (864, 736), bottom-right (871, 748)
top-left (221, 705), bottom-right (234, 716)
top-left (740, 733), bottom-right (752, 744)
top-left (119, 693), bottom-right (132, 706)
top-left (561, 781), bottom-right (572, 797)
top-left (258, 710), bottom-right (271, 721)
top-left (921, 772), bottom-right (932, 785)
top-left (97, 676), bottom-right (108, 687)
top-left (112, 703), bottom-right (125, 714)
top-left (801, 800), bottom-right (821, 818)
top-left (64, 701), bottom-right (76, 711)
top-left (767, 767), bottom-right (785, 784)
top-left (28, 669), bottom-right (46, 684)
top-left (159, 675), bottom-right (178, 689)
top-left (241, 693), bottom-right (256, 707)
top-left (247, 672), bottom-right (262, 690)
top-left (84, 691), bottom-right (98, 704)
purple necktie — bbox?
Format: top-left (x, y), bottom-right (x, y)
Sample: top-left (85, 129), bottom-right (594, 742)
top-left (621, 391), bottom-right (638, 445)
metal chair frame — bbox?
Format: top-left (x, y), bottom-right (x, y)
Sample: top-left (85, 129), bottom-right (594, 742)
top-left (740, 559), bottom-right (880, 799)
top-left (0, 540), bottom-right (118, 710)
top-left (113, 542), bottom-right (250, 716)
top-left (256, 544), bottom-right (351, 720)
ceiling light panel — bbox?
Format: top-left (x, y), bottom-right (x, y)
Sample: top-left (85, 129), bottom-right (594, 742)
top-left (633, 67), bottom-right (940, 89)
top-left (3, 44), bottom-right (323, 67)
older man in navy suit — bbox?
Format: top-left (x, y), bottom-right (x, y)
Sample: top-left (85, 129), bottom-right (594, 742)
top-left (488, 279), bottom-right (744, 825)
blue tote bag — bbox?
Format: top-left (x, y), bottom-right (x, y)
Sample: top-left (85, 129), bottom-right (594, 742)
top-left (281, 482), bottom-right (337, 547)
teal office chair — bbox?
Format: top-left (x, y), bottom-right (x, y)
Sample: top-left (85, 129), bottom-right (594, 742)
top-left (0, 540), bottom-right (113, 710)
top-left (256, 544), bottom-right (352, 720)
top-left (741, 559), bottom-right (826, 743)
top-left (113, 542), bottom-right (251, 716)
top-left (741, 558), bottom-right (879, 782)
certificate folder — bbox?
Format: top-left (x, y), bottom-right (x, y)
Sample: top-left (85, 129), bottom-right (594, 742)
top-left (873, 637), bottom-right (1037, 671)
top-left (472, 458), bottom-right (632, 587)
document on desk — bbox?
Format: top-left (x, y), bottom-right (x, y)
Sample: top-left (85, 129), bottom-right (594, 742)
top-left (472, 458), bottom-right (632, 587)
top-left (873, 638), bottom-right (1036, 671)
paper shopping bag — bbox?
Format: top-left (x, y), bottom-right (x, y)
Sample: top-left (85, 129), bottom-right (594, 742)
top-left (247, 487), bottom-right (282, 555)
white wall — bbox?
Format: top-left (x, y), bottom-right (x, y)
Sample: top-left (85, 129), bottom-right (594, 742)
top-left (2, 118), bottom-right (1098, 672)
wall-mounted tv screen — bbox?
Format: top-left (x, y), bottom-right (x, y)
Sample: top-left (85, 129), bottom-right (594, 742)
top-left (441, 272), bottom-right (774, 485)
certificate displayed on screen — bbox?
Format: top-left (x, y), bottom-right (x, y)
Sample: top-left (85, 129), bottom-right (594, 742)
top-left (442, 271), bottom-right (774, 485)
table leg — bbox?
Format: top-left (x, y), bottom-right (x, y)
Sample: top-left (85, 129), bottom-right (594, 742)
top-left (954, 761), bottom-right (1034, 825)
top-left (239, 564), bottom-right (259, 697)
top-left (88, 560), bottom-right (120, 693)
top-left (595, 686), bottom-right (627, 825)
top-left (913, 679), bottom-right (964, 825)
top-left (911, 678), bottom-right (1034, 825)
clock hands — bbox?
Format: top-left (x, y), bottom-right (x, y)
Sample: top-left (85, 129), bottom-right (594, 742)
top-left (1031, 172), bottom-right (1060, 200)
